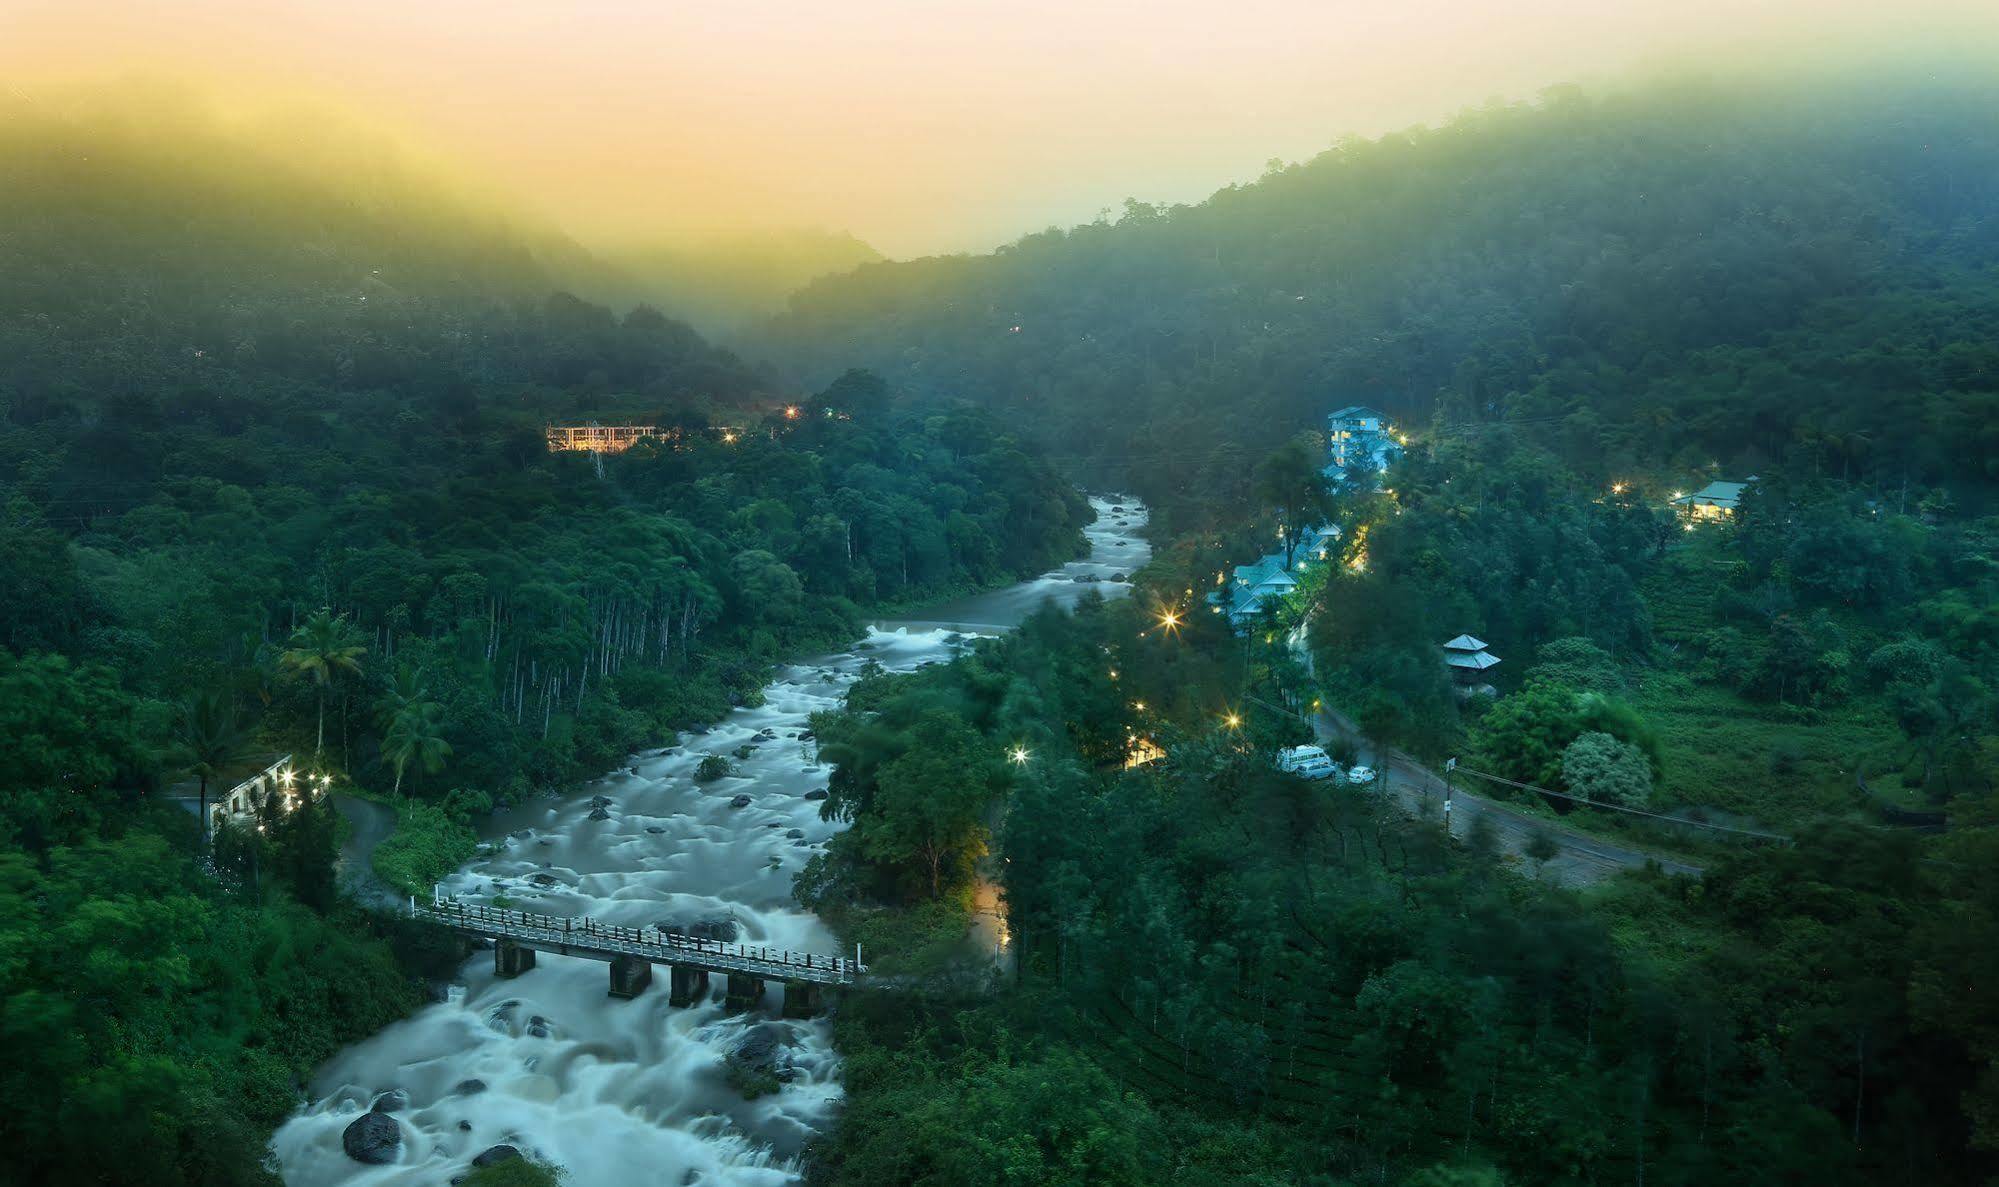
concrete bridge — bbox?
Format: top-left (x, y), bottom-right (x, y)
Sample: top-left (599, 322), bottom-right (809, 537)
top-left (414, 890), bottom-right (861, 1016)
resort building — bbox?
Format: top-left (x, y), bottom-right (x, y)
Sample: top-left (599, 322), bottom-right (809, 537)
top-left (1671, 479), bottom-right (1753, 524)
top-left (1323, 405), bottom-right (1404, 482)
top-left (545, 424), bottom-right (672, 453)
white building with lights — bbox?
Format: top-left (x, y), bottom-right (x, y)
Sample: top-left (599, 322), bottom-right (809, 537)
top-left (1323, 405), bottom-right (1402, 482)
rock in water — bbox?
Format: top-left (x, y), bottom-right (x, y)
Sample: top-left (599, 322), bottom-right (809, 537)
top-left (803, 788), bottom-right (828, 802)
top-left (587, 806), bottom-right (612, 821)
top-left (727, 1022), bottom-right (796, 1093)
top-left (729, 794), bottom-right (753, 808)
top-left (342, 1112), bottom-right (401, 1164)
top-left (660, 917), bottom-right (738, 942)
top-left (472, 1144), bottom-right (522, 1168)
top-left (369, 1088), bottom-right (409, 1114)
top-left (452, 1078), bottom-right (487, 1096)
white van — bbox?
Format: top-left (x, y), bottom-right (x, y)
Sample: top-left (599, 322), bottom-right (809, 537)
top-left (1277, 745), bottom-right (1339, 780)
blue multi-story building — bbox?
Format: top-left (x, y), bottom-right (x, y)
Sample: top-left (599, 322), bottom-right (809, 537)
top-left (1323, 405), bottom-right (1402, 480)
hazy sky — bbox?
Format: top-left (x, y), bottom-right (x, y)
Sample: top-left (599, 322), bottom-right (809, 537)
top-left (5, 0), bottom-right (1996, 256)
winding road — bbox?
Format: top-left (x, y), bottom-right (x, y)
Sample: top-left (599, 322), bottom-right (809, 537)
top-left (1311, 706), bottom-right (1704, 886)
top-left (332, 793), bottom-right (402, 909)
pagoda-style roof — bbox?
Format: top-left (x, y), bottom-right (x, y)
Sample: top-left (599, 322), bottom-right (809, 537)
top-left (1444, 650), bottom-right (1502, 671)
top-left (1442, 634), bottom-right (1490, 652)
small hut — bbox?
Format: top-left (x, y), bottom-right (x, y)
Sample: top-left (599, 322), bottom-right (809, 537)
top-left (1441, 635), bottom-right (1500, 696)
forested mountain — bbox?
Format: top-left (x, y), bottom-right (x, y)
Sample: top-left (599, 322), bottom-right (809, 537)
top-left (0, 92), bottom-right (771, 422)
top-left (607, 229), bottom-right (883, 333)
top-left (756, 73), bottom-right (1999, 525)
top-left (0, 100), bottom-right (1087, 1183)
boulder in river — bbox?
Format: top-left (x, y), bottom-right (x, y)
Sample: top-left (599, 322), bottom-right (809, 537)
top-left (729, 794), bottom-right (753, 809)
top-left (725, 1023), bottom-right (795, 1097)
top-left (369, 1088), bottom-right (408, 1114)
top-left (342, 1111), bottom-right (401, 1164)
top-left (645, 825), bottom-right (667, 834)
top-left (527, 1015), bottom-right (551, 1038)
top-left (587, 806), bottom-right (612, 821)
top-left (452, 1078), bottom-right (487, 1096)
top-left (527, 872), bottom-right (558, 887)
top-left (661, 916), bottom-right (739, 942)
top-left (472, 1144), bottom-right (522, 1169)
top-left (457, 1120), bottom-right (473, 1132)
top-left (786, 828), bottom-right (804, 839)
top-left (797, 729), bottom-right (815, 741)
top-left (589, 794), bottom-right (613, 808)
top-left (803, 788), bottom-right (828, 801)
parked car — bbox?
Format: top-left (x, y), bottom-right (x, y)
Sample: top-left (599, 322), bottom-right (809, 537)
top-left (1345, 765), bottom-right (1377, 786)
top-left (1276, 745), bottom-right (1338, 780)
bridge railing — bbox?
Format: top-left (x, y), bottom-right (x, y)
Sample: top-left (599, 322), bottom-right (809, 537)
top-left (416, 890), bottom-right (863, 983)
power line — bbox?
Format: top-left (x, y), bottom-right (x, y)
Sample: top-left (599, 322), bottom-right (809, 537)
top-left (1451, 765), bottom-right (1792, 841)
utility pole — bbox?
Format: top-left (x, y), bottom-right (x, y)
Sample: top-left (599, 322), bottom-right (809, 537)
top-left (1443, 757), bottom-right (1457, 839)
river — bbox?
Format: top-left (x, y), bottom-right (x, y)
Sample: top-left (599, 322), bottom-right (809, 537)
top-left (271, 494), bottom-right (1150, 1186)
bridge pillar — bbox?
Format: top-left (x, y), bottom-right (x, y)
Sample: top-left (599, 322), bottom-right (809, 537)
top-left (782, 980), bottom-right (823, 1018)
top-left (608, 955), bottom-right (653, 999)
top-left (724, 972), bottom-right (764, 1012)
top-left (494, 939), bottom-right (536, 979)
top-left (668, 965), bottom-right (710, 1008)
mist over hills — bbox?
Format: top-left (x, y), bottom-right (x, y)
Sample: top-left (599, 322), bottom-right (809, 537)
top-left (605, 230), bottom-right (883, 334)
top-left (751, 72), bottom-right (1999, 521)
top-left (0, 90), bottom-right (877, 413)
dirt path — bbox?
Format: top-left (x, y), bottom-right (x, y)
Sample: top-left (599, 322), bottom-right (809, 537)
top-left (1312, 707), bottom-right (1703, 887)
top-left (332, 793), bottom-right (402, 910)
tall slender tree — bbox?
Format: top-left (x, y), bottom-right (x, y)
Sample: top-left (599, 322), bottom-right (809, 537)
top-left (384, 700), bottom-right (452, 798)
top-left (279, 609), bottom-right (366, 758)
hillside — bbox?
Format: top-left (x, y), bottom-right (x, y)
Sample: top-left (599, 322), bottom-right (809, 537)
top-left (0, 92), bottom-right (767, 421)
top-left (606, 229), bottom-right (883, 333)
top-left (754, 74), bottom-right (1999, 524)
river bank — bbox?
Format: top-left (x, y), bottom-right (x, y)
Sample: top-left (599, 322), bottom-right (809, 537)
top-left (271, 496), bottom-right (1150, 1186)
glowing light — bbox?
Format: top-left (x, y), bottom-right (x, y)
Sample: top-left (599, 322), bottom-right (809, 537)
top-left (1611, 481), bottom-right (1629, 495)
top-left (722, 429), bottom-right (740, 444)
top-left (1132, 701), bottom-right (1146, 711)
top-left (1223, 712), bottom-right (1242, 729)
top-left (1156, 609), bottom-right (1182, 633)
top-left (1009, 746), bottom-right (1032, 765)
top-left (783, 405), bottom-right (801, 420)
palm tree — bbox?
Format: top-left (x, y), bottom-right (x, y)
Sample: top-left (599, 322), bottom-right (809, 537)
top-left (376, 663), bottom-right (430, 728)
top-left (178, 688), bottom-right (255, 848)
top-left (384, 700), bottom-right (452, 798)
top-left (280, 609), bottom-right (366, 758)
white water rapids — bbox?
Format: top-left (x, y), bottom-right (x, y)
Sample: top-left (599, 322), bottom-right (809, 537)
top-left (272, 496), bottom-right (1149, 1186)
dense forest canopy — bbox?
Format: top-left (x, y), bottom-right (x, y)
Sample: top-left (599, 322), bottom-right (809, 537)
top-left (756, 73), bottom-right (1999, 526)
top-left (0, 104), bottom-right (1087, 1184)
top-left (5, 59), bottom-right (1999, 1187)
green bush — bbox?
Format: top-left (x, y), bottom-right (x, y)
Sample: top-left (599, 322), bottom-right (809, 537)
top-left (372, 801), bottom-right (480, 897)
top-left (695, 755), bottom-right (733, 782)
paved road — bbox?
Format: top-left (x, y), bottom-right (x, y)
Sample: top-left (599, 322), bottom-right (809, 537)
top-left (333, 793), bottom-right (402, 909)
top-left (1312, 708), bottom-right (1703, 887)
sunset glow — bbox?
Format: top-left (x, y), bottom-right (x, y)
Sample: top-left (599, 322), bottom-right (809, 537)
top-left (8, 0), bottom-right (1996, 256)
